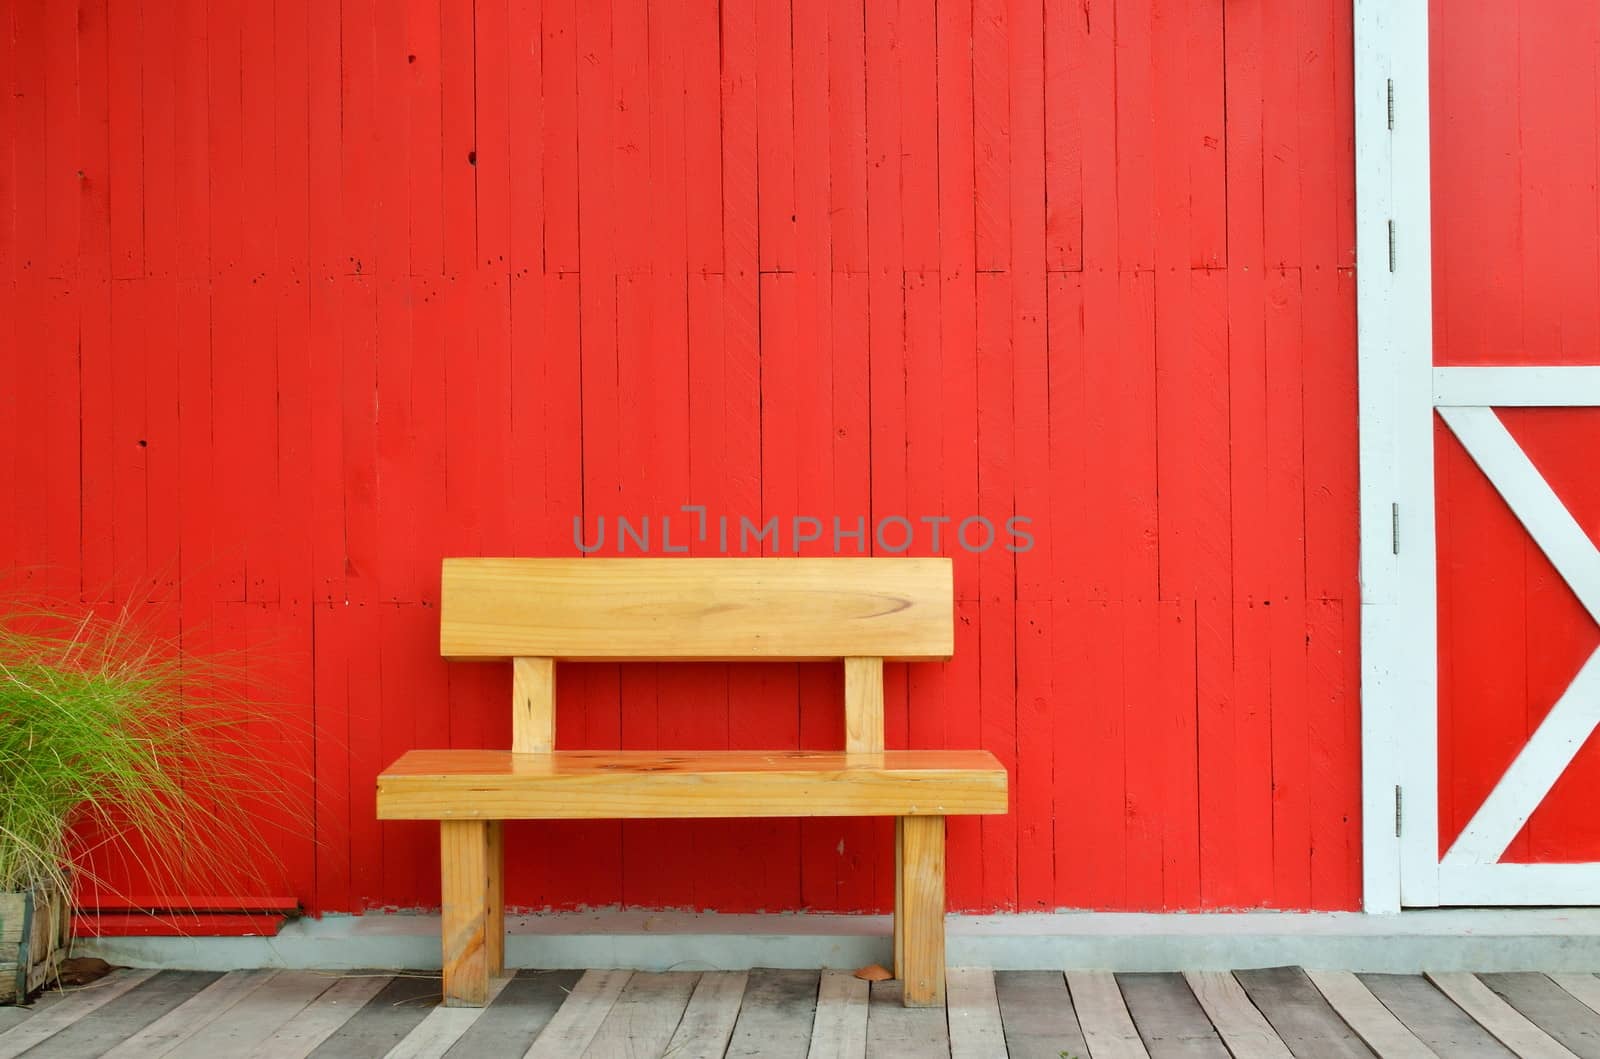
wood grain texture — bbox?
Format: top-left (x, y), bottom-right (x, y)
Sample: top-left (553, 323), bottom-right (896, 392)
top-left (1067, 972), bottom-right (1152, 1059)
top-left (1304, 971), bottom-right (1436, 1059)
top-left (163, 973), bottom-right (338, 1059)
top-left (807, 971), bottom-right (868, 1059)
top-left (387, 975), bottom-right (510, 1058)
top-left (378, 749), bottom-right (1008, 819)
top-left (844, 656), bottom-right (885, 753)
top-left (511, 657), bottom-right (556, 754)
top-left (1478, 973), bottom-right (1600, 1059)
top-left (945, 967), bottom-right (1007, 1057)
top-left (865, 980), bottom-right (951, 1057)
top-left (726, 970), bottom-right (819, 1059)
top-left (1116, 972), bottom-right (1229, 1058)
top-left (13, 972), bottom-right (223, 1059)
top-left (104, 970), bottom-right (279, 1059)
top-left (895, 815), bottom-right (946, 1007)
top-left (439, 821), bottom-right (491, 1007)
top-left (993, 971), bottom-right (1091, 1059)
top-left (440, 558), bottom-right (954, 661)
top-left (245, 975), bottom-right (389, 1059)
top-left (1426, 973), bottom-right (1579, 1059)
top-left (1183, 972), bottom-right (1294, 1059)
top-left (1234, 967), bottom-right (1376, 1059)
top-left (664, 971), bottom-right (748, 1059)
top-left (581, 970), bottom-right (697, 1058)
top-left (0, 970), bottom-right (157, 1059)
top-left (1359, 974), bottom-right (1514, 1059)
top-left (524, 969), bottom-right (631, 1058)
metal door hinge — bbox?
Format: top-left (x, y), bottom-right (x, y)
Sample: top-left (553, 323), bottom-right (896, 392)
top-left (1395, 785), bottom-right (1404, 837)
top-left (1387, 78), bottom-right (1395, 130)
top-left (1392, 502), bottom-right (1400, 555)
top-left (1388, 220), bottom-right (1397, 272)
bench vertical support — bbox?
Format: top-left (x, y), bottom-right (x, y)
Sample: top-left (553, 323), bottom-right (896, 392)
top-left (485, 821), bottom-right (505, 977)
top-left (512, 657), bottom-right (556, 753)
top-left (895, 814), bottom-right (946, 1006)
top-left (844, 657), bottom-right (885, 753)
top-left (440, 819), bottom-right (497, 1006)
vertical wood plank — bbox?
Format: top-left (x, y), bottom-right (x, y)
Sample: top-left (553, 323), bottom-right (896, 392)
top-left (512, 657), bottom-right (556, 754)
top-left (895, 815), bottom-right (945, 1007)
top-left (844, 657), bottom-right (885, 753)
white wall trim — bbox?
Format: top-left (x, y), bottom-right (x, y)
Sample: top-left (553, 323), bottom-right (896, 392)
top-left (1435, 367), bottom-right (1600, 407)
top-left (1354, 0), bottom-right (1437, 911)
top-left (78, 909), bottom-right (1600, 974)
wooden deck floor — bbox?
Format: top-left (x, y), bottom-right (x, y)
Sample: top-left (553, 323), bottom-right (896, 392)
top-left (3, 965), bottom-right (1600, 1057)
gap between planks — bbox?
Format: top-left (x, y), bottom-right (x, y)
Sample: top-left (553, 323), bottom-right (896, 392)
top-left (0, 969), bottom-right (157, 1059)
top-left (1426, 972), bottom-right (1579, 1059)
top-left (386, 973), bottom-right (511, 1058)
top-left (1304, 970), bottom-right (1436, 1059)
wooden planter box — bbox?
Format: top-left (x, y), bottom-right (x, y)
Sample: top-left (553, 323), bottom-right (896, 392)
top-left (1, 886), bottom-right (70, 1004)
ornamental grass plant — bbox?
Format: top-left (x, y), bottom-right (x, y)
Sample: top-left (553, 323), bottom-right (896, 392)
top-left (0, 602), bottom-right (287, 908)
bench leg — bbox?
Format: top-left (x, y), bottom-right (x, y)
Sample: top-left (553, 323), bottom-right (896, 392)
top-left (440, 819), bottom-right (501, 1006)
top-left (894, 815), bottom-right (946, 1007)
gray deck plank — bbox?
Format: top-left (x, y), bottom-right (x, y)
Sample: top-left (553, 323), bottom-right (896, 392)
top-left (993, 971), bottom-right (1089, 1059)
top-left (1481, 973), bottom-right (1600, 1059)
top-left (865, 980), bottom-right (950, 1059)
top-left (725, 969), bottom-right (819, 1059)
top-left (0, 1005), bottom-right (29, 1038)
top-left (526, 969), bottom-right (630, 1058)
top-left (18, 970), bottom-right (221, 1059)
top-left (1068, 971), bottom-right (1151, 1059)
top-left (1304, 971), bottom-right (1436, 1059)
top-left (1117, 973), bottom-right (1231, 1058)
top-left (247, 975), bottom-right (391, 1059)
top-left (1552, 976), bottom-right (1600, 1021)
top-left (0, 970), bottom-right (158, 1059)
top-left (946, 968), bottom-right (1006, 1059)
top-left (1427, 973), bottom-right (1578, 1059)
top-left (581, 970), bottom-right (697, 1058)
top-left (665, 970), bottom-right (749, 1059)
top-left (1359, 974), bottom-right (1514, 1058)
top-left (304, 973), bottom-right (439, 1059)
top-left (1184, 971), bottom-right (1293, 1059)
top-left (807, 971), bottom-right (868, 1059)
top-left (165, 971), bottom-right (337, 1059)
top-left (438, 969), bottom-right (581, 1059)
top-left (1235, 966), bottom-right (1376, 1059)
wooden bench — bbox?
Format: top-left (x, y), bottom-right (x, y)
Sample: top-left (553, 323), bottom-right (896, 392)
top-left (376, 557), bottom-right (1008, 1008)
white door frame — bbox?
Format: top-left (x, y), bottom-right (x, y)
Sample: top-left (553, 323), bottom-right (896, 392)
top-left (1355, 1), bottom-right (1600, 909)
top-left (1354, 0), bottom-right (1436, 913)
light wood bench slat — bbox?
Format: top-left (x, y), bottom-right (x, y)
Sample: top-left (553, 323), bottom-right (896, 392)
top-left (378, 749), bottom-right (1007, 820)
top-left (441, 557), bottom-right (954, 661)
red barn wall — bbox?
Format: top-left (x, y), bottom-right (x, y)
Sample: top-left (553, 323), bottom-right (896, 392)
top-left (0, 0), bottom-right (1360, 915)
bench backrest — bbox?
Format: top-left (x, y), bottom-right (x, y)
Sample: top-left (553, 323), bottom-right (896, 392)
top-left (439, 557), bottom-right (954, 754)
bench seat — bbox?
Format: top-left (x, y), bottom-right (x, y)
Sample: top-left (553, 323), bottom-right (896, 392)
top-left (377, 748), bottom-right (1008, 820)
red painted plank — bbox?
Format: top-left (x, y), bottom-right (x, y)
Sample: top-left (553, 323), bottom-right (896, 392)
top-left (755, 0), bottom-right (796, 272)
top-left (973, 0), bottom-right (1009, 271)
top-left (827, 0), bottom-right (867, 273)
top-left (1042, 0), bottom-right (1083, 271)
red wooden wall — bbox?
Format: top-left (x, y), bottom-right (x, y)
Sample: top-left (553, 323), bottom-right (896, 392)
top-left (0, 0), bottom-right (1360, 915)
top-left (1433, 0), bottom-right (1600, 863)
